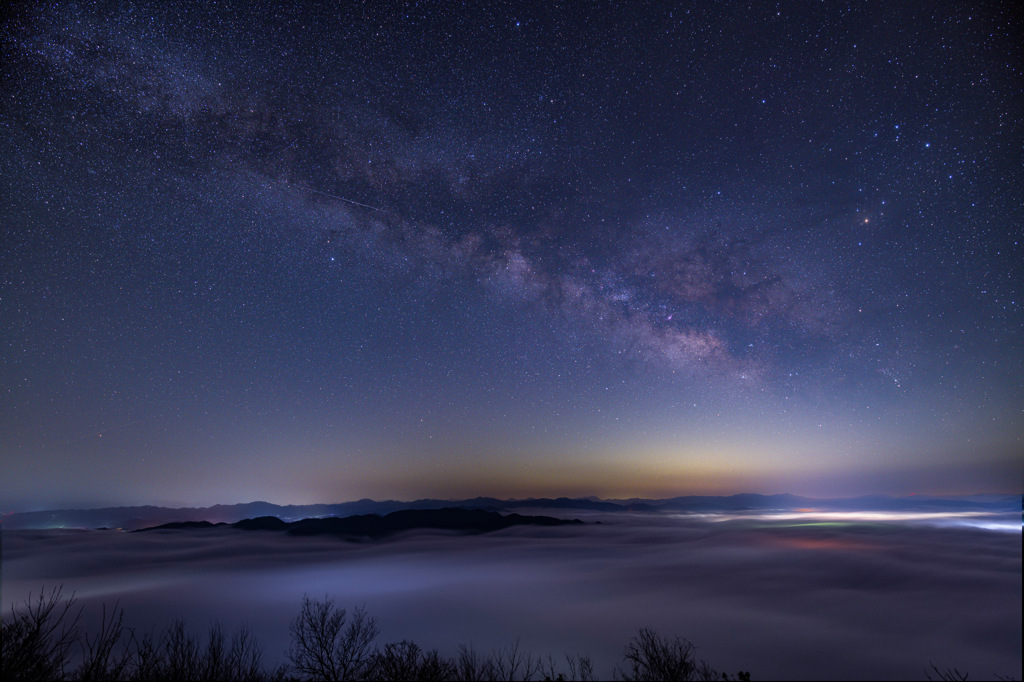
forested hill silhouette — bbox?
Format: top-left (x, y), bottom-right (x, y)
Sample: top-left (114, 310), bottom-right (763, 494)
top-left (137, 507), bottom-right (584, 539)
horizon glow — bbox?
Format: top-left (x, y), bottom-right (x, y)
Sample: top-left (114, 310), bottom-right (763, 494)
top-left (1, 2), bottom-right (1021, 512)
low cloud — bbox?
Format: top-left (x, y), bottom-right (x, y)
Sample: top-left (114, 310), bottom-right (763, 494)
top-left (4, 512), bottom-right (1019, 680)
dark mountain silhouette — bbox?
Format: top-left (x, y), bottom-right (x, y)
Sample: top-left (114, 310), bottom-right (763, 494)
top-left (653, 493), bottom-right (809, 512)
top-left (233, 516), bottom-right (288, 531)
top-left (5, 494), bottom-right (1019, 530)
top-left (280, 508), bottom-right (582, 539)
top-left (135, 508), bottom-right (583, 539)
top-left (0, 497), bottom-right (639, 530)
top-left (135, 520), bottom-right (227, 531)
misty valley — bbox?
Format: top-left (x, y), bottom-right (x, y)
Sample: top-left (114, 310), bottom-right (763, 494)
top-left (4, 496), bottom-right (1020, 680)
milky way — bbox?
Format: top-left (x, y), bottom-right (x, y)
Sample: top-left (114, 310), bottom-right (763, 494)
top-left (1, 2), bottom-right (1020, 508)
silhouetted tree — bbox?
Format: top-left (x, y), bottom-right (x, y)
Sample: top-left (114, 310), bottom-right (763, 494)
top-left (450, 640), bottom-right (550, 682)
top-left (5, 587), bottom-right (771, 682)
top-left (123, 619), bottom-right (279, 682)
top-left (456, 643), bottom-right (495, 681)
top-left (563, 653), bottom-right (596, 682)
top-left (492, 639), bottom-right (543, 681)
top-left (618, 628), bottom-right (719, 681)
top-left (52, 582), bottom-right (1024, 681)
top-left (129, 629), bottom-right (162, 681)
top-left (75, 603), bottom-right (132, 681)
top-left (223, 624), bottom-right (273, 682)
top-left (1, 584), bottom-right (282, 682)
top-left (162, 619), bottom-right (201, 680)
top-left (287, 595), bottom-right (378, 681)
top-left (370, 640), bottom-right (456, 681)
top-left (925, 662), bottom-right (970, 681)
top-left (2, 587), bottom-right (82, 681)
top-left (540, 652), bottom-right (596, 682)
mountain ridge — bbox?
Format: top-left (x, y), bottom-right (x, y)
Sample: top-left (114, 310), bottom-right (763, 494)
top-left (4, 493), bottom-right (1019, 530)
top-left (135, 507), bottom-right (583, 539)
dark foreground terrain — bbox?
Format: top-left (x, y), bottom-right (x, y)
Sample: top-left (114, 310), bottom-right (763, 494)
top-left (3, 588), bottom-right (750, 681)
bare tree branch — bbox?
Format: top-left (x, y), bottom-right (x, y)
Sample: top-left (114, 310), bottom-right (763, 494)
top-left (287, 595), bottom-right (378, 681)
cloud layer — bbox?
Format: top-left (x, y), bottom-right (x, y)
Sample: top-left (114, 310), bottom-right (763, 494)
top-left (5, 512), bottom-right (1020, 680)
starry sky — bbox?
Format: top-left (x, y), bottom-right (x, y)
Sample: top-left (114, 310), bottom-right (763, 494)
top-left (1, 1), bottom-right (1021, 511)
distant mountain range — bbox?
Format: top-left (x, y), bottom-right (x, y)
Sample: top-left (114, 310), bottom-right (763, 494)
top-left (3, 493), bottom-right (1019, 531)
top-left (135, 507), bottom-right (583, 539)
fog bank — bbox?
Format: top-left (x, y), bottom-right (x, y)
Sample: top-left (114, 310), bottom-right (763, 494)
top-left (4, 510), bottom-right (1020, 680)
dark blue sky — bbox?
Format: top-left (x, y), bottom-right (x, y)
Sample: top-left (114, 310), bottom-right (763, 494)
top-left (1, 1), bottom-right (1020, 510)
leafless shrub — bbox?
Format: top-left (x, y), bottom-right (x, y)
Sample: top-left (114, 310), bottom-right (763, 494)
top-left (536, 651), bottom-right (597, 681)
top-left (618, 627), bottom-right (718, 681)
top-left (539, 654), bottom-right (561, 681)
top-left (3, 586), bottom-right (273, 681)
top-left (225, 624), bottom-right (273, 682)
top-left (926, 662), bottom-right (970, 681)
top-left (162, 618), bottom-right (201, 680)
top-left (201, 622), bottom-right (229, 680)
top-left (75, 603), bottom-right (132, 681)
top-left (370, 640), bottom-right (456, 681)
top-left (127, 629), bottom-right (161, 681)
top-left (456, 643), bottom-right (495, 681)
top-left (2, 586), bottom-right (82, 681)
top-left (287, 595), bottom-right (378, 681)
top-left (492, 639), bottom-right (542, 681)
top-left (563, 653), bottom-right (596, 681)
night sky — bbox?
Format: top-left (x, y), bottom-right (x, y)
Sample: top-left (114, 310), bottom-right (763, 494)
top-left (2, 1), bottom-right (1021, 511)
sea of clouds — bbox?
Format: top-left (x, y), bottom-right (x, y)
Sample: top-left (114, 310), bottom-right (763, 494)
top-left (4, 509), bottom-right (1020, 680)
